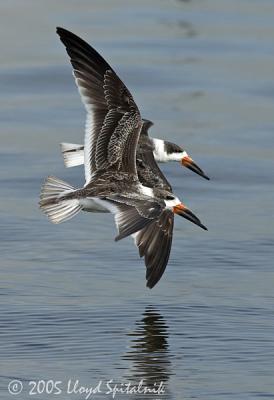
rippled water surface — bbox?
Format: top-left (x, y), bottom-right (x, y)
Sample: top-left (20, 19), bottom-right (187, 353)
top-left (1, 1), bottom-right (274, 399)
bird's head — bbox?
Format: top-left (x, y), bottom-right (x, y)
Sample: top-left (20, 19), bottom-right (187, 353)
top-left (166, 142), bottom-right (210, 180)
top-left (162, 191), bottom-right (207, 231)
top-left (153, 139), bottom-right (209, 180)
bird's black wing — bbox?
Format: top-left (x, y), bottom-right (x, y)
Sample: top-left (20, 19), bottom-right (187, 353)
top-left (137, 121), bottom-right (172, 191)
top-left (137, 149), bottom-right (172, 192)
top-left (105, 194), bottom-right (164, 241)
top-left (133, 209), bottom-right (174, 288)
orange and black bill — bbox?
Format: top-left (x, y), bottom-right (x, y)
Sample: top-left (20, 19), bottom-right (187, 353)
top-left (173, 204), bottom-right (207, 230)
top-left (182, 156), bottom-right (210, 180)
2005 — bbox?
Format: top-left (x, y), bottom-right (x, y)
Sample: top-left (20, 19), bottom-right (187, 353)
top-left (29, 380), bottom-right (62, 395)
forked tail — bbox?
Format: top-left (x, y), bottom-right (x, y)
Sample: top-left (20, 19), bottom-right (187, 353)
top-left (39, 176), bottom-right (82, 224)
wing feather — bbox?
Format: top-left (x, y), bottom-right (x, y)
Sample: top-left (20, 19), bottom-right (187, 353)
top-left (57, 27), bottom-right (142, 182)
top-left (134, 210), bottom-right (174, 288)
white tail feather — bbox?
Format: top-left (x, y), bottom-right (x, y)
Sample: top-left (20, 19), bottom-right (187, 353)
top-left (60, 143), bottom-right (84, 168)
top-left (39, 176), bottom-right (82, 224)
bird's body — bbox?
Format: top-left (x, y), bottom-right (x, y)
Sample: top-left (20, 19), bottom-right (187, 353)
top-left (60, 119), bottom-right (208, 213)
top-left (40, 27), bottom-right (207, 288)
top-left (61, 121), bottom-right (209, 180)
top-left (61, 136), bottom-right (187, 168)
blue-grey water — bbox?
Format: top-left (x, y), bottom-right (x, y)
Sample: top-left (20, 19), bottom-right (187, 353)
top-left (1, 1), bottom-right (274, 399)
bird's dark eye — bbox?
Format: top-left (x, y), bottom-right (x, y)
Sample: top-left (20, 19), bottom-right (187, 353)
top-left (166, 195), bottom-right (175, 200)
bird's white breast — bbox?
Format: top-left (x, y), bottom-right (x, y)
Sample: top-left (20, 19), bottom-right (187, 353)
top-left (80, 198), bottom-right (110, 213)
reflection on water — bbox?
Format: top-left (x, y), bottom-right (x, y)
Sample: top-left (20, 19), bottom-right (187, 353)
top-left (123, 307), bottom-right (172, 399)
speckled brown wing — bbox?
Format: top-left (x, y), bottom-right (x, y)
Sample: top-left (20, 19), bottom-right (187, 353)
top-left (57, 27), bottom-right (142, 182)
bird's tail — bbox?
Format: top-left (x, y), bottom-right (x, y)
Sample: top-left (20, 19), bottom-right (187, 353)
top-left (60, 142), bottom-right (84, 168)
top-left (39, 176), bottom-right (82, 224)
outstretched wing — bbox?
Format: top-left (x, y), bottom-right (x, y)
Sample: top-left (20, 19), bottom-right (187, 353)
top-left (99, 196), bottom-right (163, 241)
top-left (137, 120), bottom-right (172, 191)
top-left (137, 149), bottom-right (172, 192)
top-left (133, 209), bottom-right (174, 288)
top-left (136, 123), bottom-right (174, 287)
top-left (57, 27), bottom-right (142, 183)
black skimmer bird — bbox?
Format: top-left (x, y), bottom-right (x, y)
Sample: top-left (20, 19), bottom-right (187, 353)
top-left (60, 119), bottom-right (209, 180)
top-left (39, 28), bottom-right (207, 288)
top-left (59, 119), bottom-right (209, 213)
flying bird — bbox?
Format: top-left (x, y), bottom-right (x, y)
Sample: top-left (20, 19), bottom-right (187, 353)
top-left (39, 28), bottom-right (207, 288)
top-left (60, 119), bottom-right (209, 180)
top-left (59, 119), bottom-right (209, 214)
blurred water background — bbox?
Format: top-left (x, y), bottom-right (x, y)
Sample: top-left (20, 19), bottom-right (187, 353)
top-left (0, 0), bottom-right (274, 399)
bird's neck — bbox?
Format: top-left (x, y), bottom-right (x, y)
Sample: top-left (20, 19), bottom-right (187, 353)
top-left (151, 138), bottom-right (186, 162)
top-left (151, 138), bottom-right (168, 162)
